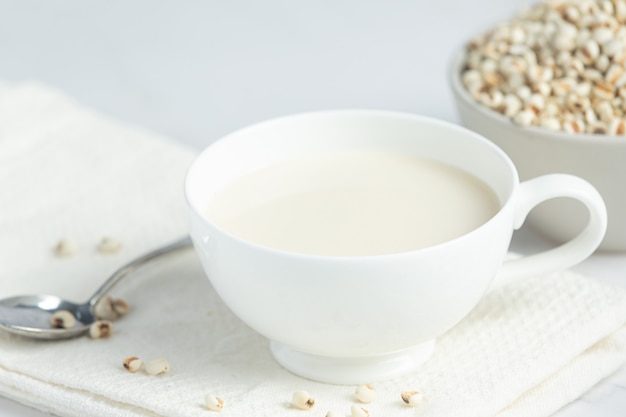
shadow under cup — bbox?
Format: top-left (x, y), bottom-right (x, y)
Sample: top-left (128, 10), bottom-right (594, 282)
top-left (184, 111), bottom-right (526, 384)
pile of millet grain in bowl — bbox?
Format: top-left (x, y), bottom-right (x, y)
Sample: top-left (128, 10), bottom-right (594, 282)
top-left (461, 0), bottom-right (626, 135)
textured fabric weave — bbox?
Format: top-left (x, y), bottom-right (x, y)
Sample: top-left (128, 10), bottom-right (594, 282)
top-left (0, 81), bottom-right (624, 417)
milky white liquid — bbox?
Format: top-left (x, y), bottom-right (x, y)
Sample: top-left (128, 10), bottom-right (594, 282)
top-left (205, 151), bottom-right (500, 256)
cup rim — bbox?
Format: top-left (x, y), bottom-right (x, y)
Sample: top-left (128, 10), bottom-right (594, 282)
top-left (185, 109), bottom-right (518, 260)
top-left (449, 47), bottom-right (626, 146)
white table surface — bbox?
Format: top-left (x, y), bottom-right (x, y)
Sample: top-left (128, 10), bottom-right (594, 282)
top-left (0, 1), bottom-right (624, 416)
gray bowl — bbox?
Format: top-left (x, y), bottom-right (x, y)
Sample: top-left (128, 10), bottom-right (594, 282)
top-left (449, 49), bottom-right (626, 251)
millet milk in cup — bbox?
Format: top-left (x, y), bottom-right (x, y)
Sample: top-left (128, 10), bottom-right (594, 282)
top-left (185, 110), bottom-right (606, 384)
top-left (205, 151), bottom-right (500, 257)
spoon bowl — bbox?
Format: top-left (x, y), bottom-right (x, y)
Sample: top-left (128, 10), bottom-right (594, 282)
top-left (0, 295), bottom-right (93, 339)
top-left (0, 237), bottom-right (191, 340)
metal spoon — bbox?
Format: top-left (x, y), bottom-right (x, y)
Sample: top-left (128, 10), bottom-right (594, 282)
top-left (0, 236), bottom-right (192, 340)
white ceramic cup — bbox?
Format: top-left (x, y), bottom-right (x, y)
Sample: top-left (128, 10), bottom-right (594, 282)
top-left (185, 110), bottom-right (607, 384)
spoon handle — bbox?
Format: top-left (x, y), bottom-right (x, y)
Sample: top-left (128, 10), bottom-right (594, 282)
top-left (87, 236), bottom-right (193, 308)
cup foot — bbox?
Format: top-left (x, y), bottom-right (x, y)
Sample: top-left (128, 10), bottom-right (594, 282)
top-left (269, 340), bottom-right (436, 384)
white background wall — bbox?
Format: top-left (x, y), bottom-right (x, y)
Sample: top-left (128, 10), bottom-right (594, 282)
top-left (0, 0), bottom-right (523, 149)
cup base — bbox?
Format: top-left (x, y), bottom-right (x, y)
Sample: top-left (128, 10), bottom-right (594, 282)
top-left (269, 339), bottom-right (436, 385)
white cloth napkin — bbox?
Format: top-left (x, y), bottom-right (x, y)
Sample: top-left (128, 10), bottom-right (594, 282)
top-left (0, 81), bottom-right (625, 417)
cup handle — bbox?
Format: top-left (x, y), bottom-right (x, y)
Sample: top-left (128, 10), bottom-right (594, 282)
top-left (489, 174), bottom-right (607, 291)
